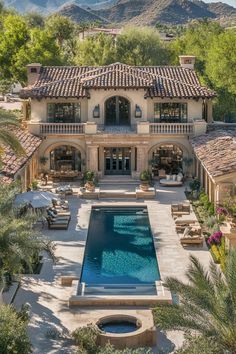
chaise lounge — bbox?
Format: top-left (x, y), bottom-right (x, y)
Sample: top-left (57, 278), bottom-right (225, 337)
top-left (171, 203), bottom-right (190, 217)
top-left (178, 226), bottom-right (204, 247)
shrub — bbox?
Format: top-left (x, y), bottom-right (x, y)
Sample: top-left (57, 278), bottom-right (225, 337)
top-left (99, 343), bottom-right (152, 354)
top-left (72, 325), bottom-right (98, 354)
top-left (140, 170), bottom-right (151, 182)
top-left (189, 178), bottom-right (201, 192)
top-left (84, 171), bottom-right (95, 182)
top-left (0, 305), bottom-right (32, 354)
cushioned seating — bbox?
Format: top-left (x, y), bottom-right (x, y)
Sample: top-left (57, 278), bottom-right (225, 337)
top-left (178, 226), bottom-right (203, 246)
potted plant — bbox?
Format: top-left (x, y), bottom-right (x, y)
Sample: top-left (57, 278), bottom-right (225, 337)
top-left (140, 170), bottom-right (151, 191)
top-left (189, 178), bottom-right (201, 198)
top-left (84, 171), bottom-right (95, 192)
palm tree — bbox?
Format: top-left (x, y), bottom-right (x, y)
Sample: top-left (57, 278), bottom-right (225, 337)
top-left (0, 109), bottom-right (25, 168)
top-left (153, 251), bottom-right (236, 353)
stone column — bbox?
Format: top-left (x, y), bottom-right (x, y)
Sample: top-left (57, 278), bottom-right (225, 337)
top-left (136, 146), bottom-right (149, 173)
top-left (86, 145), bottom-right (99, 172)
top-left (22, 100), bottom-right (28, 120)
top-left (207, 100), bottom-right (213, 123)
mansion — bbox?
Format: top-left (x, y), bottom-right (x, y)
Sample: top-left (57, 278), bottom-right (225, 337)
top-left (1, 56), bottom-right (236, 206)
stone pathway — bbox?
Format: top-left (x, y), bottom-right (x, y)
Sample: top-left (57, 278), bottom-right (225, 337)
top-left (12, 183), bottom-right (211, 353)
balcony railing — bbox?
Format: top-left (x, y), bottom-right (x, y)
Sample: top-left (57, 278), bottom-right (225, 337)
top-left (149, 123), bottom-right (193, 135)
top-left (39, 123), bottom-right (85, 135)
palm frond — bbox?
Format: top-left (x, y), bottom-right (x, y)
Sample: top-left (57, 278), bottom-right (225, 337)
top-left (0, 130), bottom-right (25, 156)
top-left (224, 249), bottom-right (236, 307)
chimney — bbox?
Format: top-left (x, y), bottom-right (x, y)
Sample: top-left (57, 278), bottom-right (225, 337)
top-left (26, 63), bottom-right (42, 86)
top-left (179, 55), bottom-right (196, 69)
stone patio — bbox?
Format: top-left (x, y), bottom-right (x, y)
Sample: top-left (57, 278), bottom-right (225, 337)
top-left (12, 182), bottom-right (211, 353)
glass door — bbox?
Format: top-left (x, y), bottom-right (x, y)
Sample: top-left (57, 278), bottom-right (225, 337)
top-left (104, 148), bottom-right (131, 175)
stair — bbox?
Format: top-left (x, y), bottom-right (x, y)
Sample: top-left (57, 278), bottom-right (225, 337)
top-left (99, 175), bottom-right (139, 186)
top-left (99, 191), bottom-right (136, 199)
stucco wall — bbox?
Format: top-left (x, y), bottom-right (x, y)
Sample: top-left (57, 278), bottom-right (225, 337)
top-left (30, 91), bottom-right (205, 123)
top-left (87, 89), bottom-right (148, 125)
top-left (146, 97), bottom-right (203, 122)
top-left (30, 98), bottom-right (88, 123)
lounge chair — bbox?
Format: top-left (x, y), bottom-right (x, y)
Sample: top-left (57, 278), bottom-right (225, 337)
top-left (178, 226), bottom-right (203, 246)
top-left (176, 222), bottom-right (201, 233)
top-left (171, 203), bottom-right (190, 217)
top-left (175, 218), bottom-right (198, 225)
top-left (47, 219), bottom-right (69, 230)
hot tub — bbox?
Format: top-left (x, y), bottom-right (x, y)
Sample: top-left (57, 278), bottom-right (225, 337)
top-left (96, 314), bottom-right (156, 349)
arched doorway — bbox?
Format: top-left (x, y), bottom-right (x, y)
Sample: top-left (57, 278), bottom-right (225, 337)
top-left (150, 144), bottom-right (183, 177)
top-left (105, 96), bottom-right (130, 125)
top-left (50, 145), bottom-right (82, 171)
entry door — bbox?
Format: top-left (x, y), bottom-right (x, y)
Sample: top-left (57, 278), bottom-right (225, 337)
top-left (105, 96), bottom-right (130, 126)
top-left (105, 148), bottom-right (131, 175)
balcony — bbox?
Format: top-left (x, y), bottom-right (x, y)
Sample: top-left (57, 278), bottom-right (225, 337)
top-left (149, 123), bottom-right (193, 135)
top-left (27, 120), bottom-right (206, 137)
top-left (39, 123), bottom-right (85, 135)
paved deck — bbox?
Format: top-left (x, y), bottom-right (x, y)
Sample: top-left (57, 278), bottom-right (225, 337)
top-left (13, 182), bottom-right (211, 353)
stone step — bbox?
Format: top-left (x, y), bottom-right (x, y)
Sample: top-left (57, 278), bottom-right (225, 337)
top-left (99, 191), bottom-right (136, 199)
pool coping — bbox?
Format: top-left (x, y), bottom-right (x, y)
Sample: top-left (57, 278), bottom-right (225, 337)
top-left (62, 202), bottom-right (172, 306)
top-left (68, 279), bottom-right (172, 306)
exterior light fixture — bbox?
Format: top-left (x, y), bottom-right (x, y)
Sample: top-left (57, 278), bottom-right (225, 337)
top-left (93, 104), bottom-right (100, 118)
top-left (135, 104), bottom-right (142, 118)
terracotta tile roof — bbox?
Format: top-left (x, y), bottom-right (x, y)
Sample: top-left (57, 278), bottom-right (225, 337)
top-left (20, 62), bottom-right (216, 99)
top-left (0, 175), bottom-right (14, 184)
top-left (191, 129), bottom-right (236, 178)
top-left (1, 128), bottom-right (42, 179)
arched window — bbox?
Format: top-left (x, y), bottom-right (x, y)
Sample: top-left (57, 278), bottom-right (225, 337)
top-left (105, 96), bottom-right (130, 126)
top-left (50, 145), bottom-right (81, 171)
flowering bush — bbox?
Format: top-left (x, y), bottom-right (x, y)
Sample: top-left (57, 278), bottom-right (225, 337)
top-left (207, 231), bottom-right (223, 246)
top-left (216, 207), bottom-right (228, 216)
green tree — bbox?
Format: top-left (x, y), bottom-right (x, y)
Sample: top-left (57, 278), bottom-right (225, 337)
top-left (206, 30), bottom-right (236, 95)
top-left (170, 20), bottom-right (223, 79)
top-left (0, 14), bottom-right (29, 80)
top-left (24, 11), bottom-right (45, 28)
top-left (116, 26), bottom-right (170, 66)
top-left (14, 28), bottom-right (63, 83)
top-left (153, 251), bottom-right (236, 353)
top-left (76, 32), bottom-right (116, 66)
top-left (45, 14), bottom-right (76, 46)
top-left (0, 109), bottom-right (25, 167)
top-left (0, 305), bottom-right (31, 354)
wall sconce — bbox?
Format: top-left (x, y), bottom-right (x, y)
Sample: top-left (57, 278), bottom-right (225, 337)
top-left (93, 104), bottom-right (100, 118)
top-left (135, 104), bottom-right (142, 118)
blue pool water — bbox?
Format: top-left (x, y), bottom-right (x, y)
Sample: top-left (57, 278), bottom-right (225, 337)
top-left (80, 207), bottom-right (160, 295)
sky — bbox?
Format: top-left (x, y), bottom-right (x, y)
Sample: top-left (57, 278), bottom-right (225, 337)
top-left (203, 0), bottom-right (236, 7)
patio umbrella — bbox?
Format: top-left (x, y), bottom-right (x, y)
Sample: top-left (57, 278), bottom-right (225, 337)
top-left (14, 191), bottom-right (58, 209)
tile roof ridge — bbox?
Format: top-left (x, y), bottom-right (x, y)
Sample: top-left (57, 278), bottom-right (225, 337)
top-left (80, 67), bottom-right (154, 85)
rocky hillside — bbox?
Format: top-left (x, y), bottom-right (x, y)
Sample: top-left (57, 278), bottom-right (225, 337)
top-left (57, 3), bottom-right (109, 23)
top-left (96, 0), bottom-right (236, 25)
top-left (3, 0), bottom-right (111, 13)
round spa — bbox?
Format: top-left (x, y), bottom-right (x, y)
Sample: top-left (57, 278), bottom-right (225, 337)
top-left (96, 315), bottom-right (156, 349)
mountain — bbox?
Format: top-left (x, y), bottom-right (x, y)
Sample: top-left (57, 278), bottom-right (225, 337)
top-left (57, 3), bottom-right (109, 23)
top-left (96, 0), bottom-right (236, 25)
top-left (3, 0), bottom-right (111, 14)
top-left (3, 0), bottom-right (236, 25)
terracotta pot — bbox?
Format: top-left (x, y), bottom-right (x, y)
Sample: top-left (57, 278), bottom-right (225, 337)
top-left (140, 182), bottom-right (150, 191)
top-left (85, 182), bottom-right (95, 192)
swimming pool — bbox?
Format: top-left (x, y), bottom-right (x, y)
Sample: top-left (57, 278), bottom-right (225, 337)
top-left (79, 206), bottom-right (160, 295)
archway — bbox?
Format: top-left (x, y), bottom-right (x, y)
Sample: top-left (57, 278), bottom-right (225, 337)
top-left (105, 96), bottom-right (130, 125)
top-left (49, 145), bottom-right (82, 171)
top-left (150, 144), bottom-right (183, 177)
